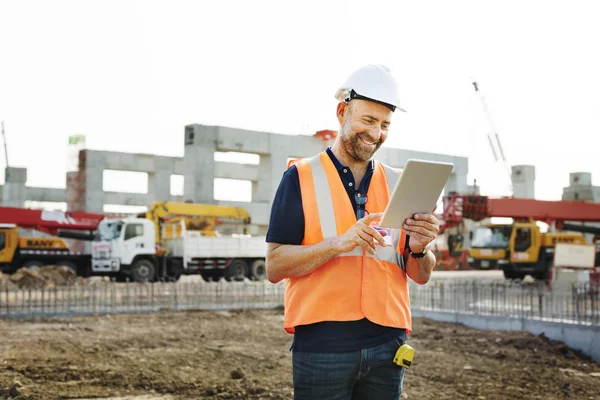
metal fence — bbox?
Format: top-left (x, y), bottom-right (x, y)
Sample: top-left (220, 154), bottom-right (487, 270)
top-left (0, 280), bottom-right (286, 318)
top-left (0, 279), bottom-right (598, 326)
top-left (408, 280), bottom-right (600, 326)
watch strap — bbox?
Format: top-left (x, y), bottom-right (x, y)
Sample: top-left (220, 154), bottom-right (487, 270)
top-left (405, 235), bottom-right (427, 258)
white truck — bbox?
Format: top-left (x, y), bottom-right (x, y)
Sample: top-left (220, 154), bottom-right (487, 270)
top-left (91, 217), bottom-right (268, 282)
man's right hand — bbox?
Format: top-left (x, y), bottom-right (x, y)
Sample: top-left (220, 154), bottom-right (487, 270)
top-left (334, 212), bottom-right (387, 255)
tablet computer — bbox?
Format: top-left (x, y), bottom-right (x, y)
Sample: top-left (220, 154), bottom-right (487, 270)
top-left (379, 159), bottom-right (454, 229)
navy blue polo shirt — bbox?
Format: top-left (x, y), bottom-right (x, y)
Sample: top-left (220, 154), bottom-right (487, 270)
top-left (266, 147), bottom-right (405, 353)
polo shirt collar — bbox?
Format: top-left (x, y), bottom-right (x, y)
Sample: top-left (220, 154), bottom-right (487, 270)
top-left (325, 147), bottom-right (375, 172)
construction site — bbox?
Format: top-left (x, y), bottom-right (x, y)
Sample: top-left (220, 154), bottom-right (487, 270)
top-left (0, 110), bottom-right (599, 398)
top-left (0, 40), bottom-right (599, 399)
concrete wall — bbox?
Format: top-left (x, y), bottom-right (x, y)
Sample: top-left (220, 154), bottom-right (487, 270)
top-left (1, 167), bottom-right (66, 207)
top-left (412, 309), bottom-right (600, 364)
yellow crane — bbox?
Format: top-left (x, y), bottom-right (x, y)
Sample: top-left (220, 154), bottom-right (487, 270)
top-left (137, 201), bottom-right (252, 245)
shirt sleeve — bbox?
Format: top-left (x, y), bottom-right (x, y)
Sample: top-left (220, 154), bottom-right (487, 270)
top-left (265, 165), bottom-right (305, 245)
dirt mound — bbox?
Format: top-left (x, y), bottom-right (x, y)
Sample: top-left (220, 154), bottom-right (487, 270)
top-left (0, 274), bottom-right (17, 290)
top-left (1, 266), bottom-right (84, 289)
top-left (0, 382), bottom-right (31, 400)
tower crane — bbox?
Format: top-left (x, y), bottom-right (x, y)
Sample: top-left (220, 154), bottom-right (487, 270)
top-left (471, 80), bottom-right (513, 195)
top-left (1, 121), bottom-right (8, 169)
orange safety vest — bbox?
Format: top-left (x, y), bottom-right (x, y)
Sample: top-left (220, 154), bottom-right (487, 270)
top-left (283, 151), bottom-right (411, 334)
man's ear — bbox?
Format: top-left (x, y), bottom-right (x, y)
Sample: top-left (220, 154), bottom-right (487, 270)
top-left (336, 102), bottom-right (347, 125)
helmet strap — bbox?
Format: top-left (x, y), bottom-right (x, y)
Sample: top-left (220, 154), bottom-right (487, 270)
top-left (345, 89), bottom-right (396, 112)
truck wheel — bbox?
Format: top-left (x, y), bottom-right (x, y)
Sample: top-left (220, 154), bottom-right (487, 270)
top-left (502, 265), bottom-right (518, 280)
top-left (57, 260), bottom-right (78, 275)
top-left (22, 260), bottom-right (44, 271)
top-left (225, 259), bottom-right (247, 282)
top-left (250, 260), bottom-right (267, 281)
top-left (131, 259), bottom-right (155, 282)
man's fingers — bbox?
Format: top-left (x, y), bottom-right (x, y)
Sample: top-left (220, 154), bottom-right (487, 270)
top-left (413, 213), bottom-right (439, 225)
top-left (357, 230), bottom-right (376, 252)
top-left (375, 228), bottom-right (388, 237)
top-left (362, 212), bottom-right (383, 223)
top-left (404, 219), bottom-right (438, 231)
top-left (355, 234), bottom-right (376, 254)
top-left (365, 226), bottom-right (386, 246)
top-left (403, 224), bottom-right (435, 238)
top-left (404, 231), bottom-right (431, 245)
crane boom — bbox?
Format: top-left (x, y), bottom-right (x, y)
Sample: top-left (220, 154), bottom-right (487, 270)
top-left (1, 121), bottom-right (8, 168)
top-left (472, 81), bottom-right (513, 194)
top-left (0, 207), bottom-right (106, 235)
top-left (442, 194), bottom-right (600, 226)
top-left (138, 201), bottom-right (252, 244)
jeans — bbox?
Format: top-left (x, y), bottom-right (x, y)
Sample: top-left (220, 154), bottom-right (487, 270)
top-left (292, 333), bottom-right (406, 400)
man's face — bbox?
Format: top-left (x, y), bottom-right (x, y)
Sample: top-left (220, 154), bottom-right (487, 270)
top-left (337, 99), bottom-right (393, 163)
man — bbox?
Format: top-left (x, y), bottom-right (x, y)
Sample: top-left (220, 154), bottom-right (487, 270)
top-left (265, 64), bottom-right (439, 399)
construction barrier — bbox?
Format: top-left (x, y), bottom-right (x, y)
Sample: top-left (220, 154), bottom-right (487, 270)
top-left (0, 279), bottom-right (598, 326)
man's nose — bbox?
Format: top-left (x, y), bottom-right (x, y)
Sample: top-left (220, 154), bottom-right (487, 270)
top-left (366, 127), bottom-right (382, 142)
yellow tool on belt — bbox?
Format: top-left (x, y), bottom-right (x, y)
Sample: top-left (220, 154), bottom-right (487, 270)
top-left (393, 343), bottom-right (415, 369)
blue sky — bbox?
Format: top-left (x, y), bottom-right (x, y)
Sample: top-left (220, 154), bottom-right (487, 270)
top-left (1, 0), bottom-right (599, 210)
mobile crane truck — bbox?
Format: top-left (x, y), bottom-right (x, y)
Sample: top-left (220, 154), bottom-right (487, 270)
top-left (441, 194), bottom-right (600, 280)
top-left (0, 207), bottom-right (105, 276)
top-left (91, 201), bottom-right (268, 282)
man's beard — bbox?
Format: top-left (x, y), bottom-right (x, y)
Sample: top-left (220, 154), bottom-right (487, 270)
top-left (340, 121), bottom-right (382, 162)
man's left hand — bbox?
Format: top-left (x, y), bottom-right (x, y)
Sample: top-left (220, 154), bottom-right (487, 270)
top-left (402, 214), bottom-right (440, 253)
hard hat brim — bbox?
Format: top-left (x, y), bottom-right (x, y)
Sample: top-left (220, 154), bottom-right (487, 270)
top-left (335, 88), bottom-right (406, 113)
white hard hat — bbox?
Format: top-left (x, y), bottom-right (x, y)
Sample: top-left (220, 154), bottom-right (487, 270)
top-left (335, 64), bottom-right (406, 112)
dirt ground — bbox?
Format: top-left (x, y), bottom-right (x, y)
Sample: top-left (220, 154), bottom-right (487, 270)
top-left (0, 308), bottom-right (599, 400)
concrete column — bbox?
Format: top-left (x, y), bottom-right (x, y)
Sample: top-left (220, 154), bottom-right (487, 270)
top-left (148, 157), bottom-right (172, 202)
top-left (252, 180), bottom-right (260, 202)
top-left (65, 171), bottom-right (81, 211)
top-left (2, 167), bottom-right (27, 207)
top-left (183, 124), bottom-right (217, 204)
top-left (512, 165), bottom-right (535, 199)
top-left (256, 135), bottom-right (290, 213)
top-left (84, 152), bottom-right (106, 212)
top-left (562, 172), bottom-right (596, 201)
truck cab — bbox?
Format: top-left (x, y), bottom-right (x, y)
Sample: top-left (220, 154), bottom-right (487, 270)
top-left (503, 222), bottom-right (587, 280)
top-left (92, 218), bottom-right (157, 281)
top-left (467, 223), bottom-right (511, 269)
top-left (0, 224), bottom-right (18, 271)
top-left (468, 221), bottom-right (588, 280)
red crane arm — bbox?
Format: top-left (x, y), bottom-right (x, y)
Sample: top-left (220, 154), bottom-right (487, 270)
top-left (0, 207), bottom-right (105, 235)
top-left (486, 198), bottom-right (600, 224)
top-left (441, 194), bottom-right (600, 227)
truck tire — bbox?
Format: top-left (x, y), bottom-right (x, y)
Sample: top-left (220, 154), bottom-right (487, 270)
top-left (57, 260), bottom-right (78, 275)
top-left (225, 259), bottom-right (247, 282)
top-left (22, 260), bottom-right (44, 271)
top-left (502, 265), bottom-right (518, 280)
top-left (250, 260), bottom-right (267, 281)
top-left (131, 259), bottom-right (155, 282)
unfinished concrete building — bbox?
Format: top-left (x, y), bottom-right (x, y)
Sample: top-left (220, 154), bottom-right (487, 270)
top-left (2, 123), bottom-right (480, 233)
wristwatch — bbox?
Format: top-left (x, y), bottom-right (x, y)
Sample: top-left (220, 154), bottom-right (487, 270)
top-left (406, 239), bottom-right (430, 259)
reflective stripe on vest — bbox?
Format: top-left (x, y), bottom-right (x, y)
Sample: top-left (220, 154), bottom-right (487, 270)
top-left (284, 151), bottom-right (411, 334)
